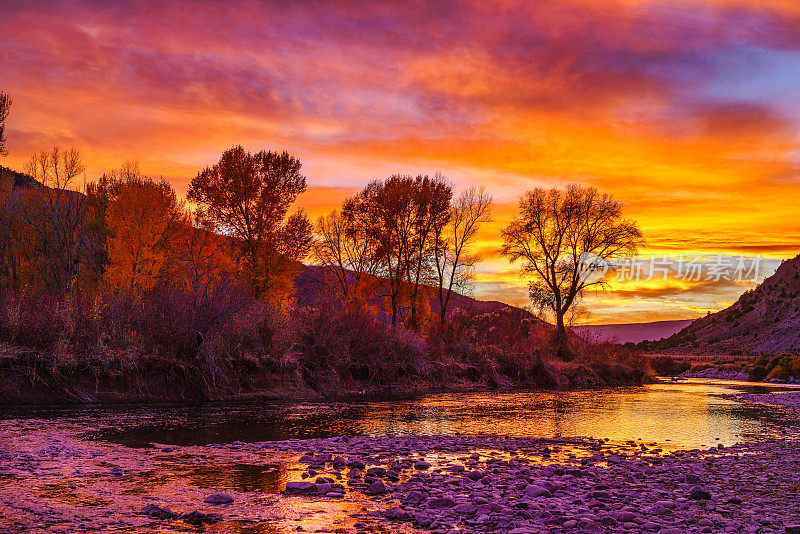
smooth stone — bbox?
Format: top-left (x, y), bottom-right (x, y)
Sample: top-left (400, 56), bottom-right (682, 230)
top-left (203, 492), bottom-right (234, 505)
top-left (523, 484), bottom-right (552, 498)
top-left (642, 504), bottom-right (667, 515)
top-left (367, 480), bottom-right (387, 494)
top-left (284, 481), bottom-right (316, 494)
top-left (429, 497), bottom-right (457, 509)
top-left (384, 507), bottom-right (408, 520)
top-left (690, 486), bottom-right (712, 500)
top-left (180, 511), bottom-right (223, 526)
top-left (140, 504), bottom-right (178, 519)
top-left (453, 503), bottom-right (477, 516)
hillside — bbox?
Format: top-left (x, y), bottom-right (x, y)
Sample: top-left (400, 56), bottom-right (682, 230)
top-left (294, 263), bottom-right (527, 325)
top-left (650, 254), bottom-right (800, 354)
top-left (573, 319), bottom-right (694, 344)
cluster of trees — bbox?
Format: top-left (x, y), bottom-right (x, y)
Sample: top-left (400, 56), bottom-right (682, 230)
top-left (0, 142), bottom-right (494, 332)
top-left (315, 174), bottom-right (492, 328)
top-left (0, 147), bottom-right (308, 309)
top-left (0, 90), bottom-right (645, 350)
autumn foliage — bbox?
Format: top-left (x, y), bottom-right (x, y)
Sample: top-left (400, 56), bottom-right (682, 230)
top-left (0, 129), bottom-right (650, 401)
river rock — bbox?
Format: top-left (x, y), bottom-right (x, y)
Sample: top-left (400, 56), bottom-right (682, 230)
top-left (367, 480), bottom-right (387, 494)
top-left (523, 484), bottom-right (551, 498)
top-left (690, 486), bottom-right (712, 500)
top-left (384, 506), bottom-right (409, 520)
top-left (141, 504), bottom-right (178, 519)
top-left (429, 497), bottom-right (456, 509)
top-left (284, 481), bottom-right (316, 494)
top-left (180, 511), bottom-right (223, 525)
top-left (203, 492), bottom-right (234, 505)
top-left (453, 503), bottom-right (478, 516)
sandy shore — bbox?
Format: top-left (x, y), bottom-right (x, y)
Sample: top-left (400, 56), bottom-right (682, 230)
top-left (1, 391), bottom-right (800, 533)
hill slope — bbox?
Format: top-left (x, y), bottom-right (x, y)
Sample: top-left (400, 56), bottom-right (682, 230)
top-left (573, 319), bottom-right (694, 344)
top-left (651, 254), bottom-right (800, 354)
top-left (294, 263), bottom-right (535, 325)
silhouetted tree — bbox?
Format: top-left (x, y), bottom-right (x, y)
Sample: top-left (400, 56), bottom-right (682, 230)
top-left (105, 174), bottom-right (184, 294)
top-left (433, 186), bottom-right (492, 325)
top-left (0, 92), bottom-right (11, 157)
top-left (187, 146), bottom-right (312, 302)
top-left (84, 161), bottom-right (145, 280)
top-left (343, 174), bottom-right (452, 328)
top-left (500, 184), bottom-right (643, 356)
top-left (313, 208), bottom-right (377, 313)
top-left (172, 214), bottom-right (238, 306)
top-left (17, 147), bottom-right (87, 292)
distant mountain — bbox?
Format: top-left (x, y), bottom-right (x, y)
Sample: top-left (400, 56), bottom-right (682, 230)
top-left (573, 319), bottom-right (695, 344)
top-left (650, 254), bottom-right (800, 354)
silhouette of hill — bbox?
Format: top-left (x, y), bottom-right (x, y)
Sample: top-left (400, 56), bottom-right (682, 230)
top-left (294, 263), bottom-right (540, 326)
top-left (573, 319), bottom-right (694, 344)
top-left (649, 254), bottom-right (800, 354)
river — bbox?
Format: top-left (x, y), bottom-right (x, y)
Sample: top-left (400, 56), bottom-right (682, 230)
top-left (3, 378), bottom-right (798, 449)
top-left (2, 378), bottom-right (800, 533)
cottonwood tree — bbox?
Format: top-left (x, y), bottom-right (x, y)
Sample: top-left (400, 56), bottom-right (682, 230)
top-left (18, 147), bottom-right (87, 292)
top-left (433, 186), bottom-right (492, 325)
top-left (342, 174), bottom-right (452, 328)
top-left (313, 208), bottom-right (377, 313)
top-left (405, 174), bottom-right (452, 329)
top-left (0, 92), bottom-right (11, 157)
top-left (84, 161), bottom-right (146, 280)
top-left (105, 175), bottom-right (185, 294)
top-left (172, 214), bottom-right (237, 306)
top-left (187, 146), bottom-right (312, 302)
top-left (500, 184), bottom-right (643, 355)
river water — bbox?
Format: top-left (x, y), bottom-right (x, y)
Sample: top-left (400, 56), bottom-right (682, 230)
top-left (2, 378), bottom-right (800, 533)
top-left (3, 378), bottom-right (798, 449)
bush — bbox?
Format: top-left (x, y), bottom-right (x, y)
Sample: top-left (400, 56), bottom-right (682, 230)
top-left (648, 355), bottom-right (691, 376)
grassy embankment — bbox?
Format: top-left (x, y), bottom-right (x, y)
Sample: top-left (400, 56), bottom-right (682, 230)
top-left (0, 290), bottom-right (653, 404)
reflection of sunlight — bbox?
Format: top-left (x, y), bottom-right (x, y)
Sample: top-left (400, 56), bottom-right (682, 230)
top-left (86, 379), bottom-right (800, 452)
top-left (347, 380), bottom-right (798, 449)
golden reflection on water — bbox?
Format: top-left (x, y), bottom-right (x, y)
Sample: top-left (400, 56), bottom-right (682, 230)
top-left (188, 463), bottom-right (287, 493)
top-left (349, 379), bottom-right (799, 448)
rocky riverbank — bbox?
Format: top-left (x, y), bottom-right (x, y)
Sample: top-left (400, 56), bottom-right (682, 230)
top-left (2, 407), bottom-right (800, 533)
top-left (739, 390), bottom-right (800, 412)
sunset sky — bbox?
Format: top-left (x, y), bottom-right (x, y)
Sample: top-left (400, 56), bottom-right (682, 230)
top-left (3, 0), bottom-right (800, 324)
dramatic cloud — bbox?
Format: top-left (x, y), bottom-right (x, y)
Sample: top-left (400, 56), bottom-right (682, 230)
top-left (2, 0), bottom-right (800, 322)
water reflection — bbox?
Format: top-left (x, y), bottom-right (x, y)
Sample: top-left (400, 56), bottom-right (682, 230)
top-left (3, 379), bottom-right (798, 450)
top-left (187, 463), bottom-right (287, 493)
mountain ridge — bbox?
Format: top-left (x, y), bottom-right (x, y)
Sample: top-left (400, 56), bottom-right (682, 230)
top-left (649, 254), bottom-right (800, 354)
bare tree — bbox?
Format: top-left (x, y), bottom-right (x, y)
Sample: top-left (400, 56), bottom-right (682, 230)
top-left (313, 208), bottom-right (377, 312)
top-left (0, 92), bottom-right (11, 157)
top-left (342, 178), bottom-right (410, 326)
top-left (404, 174), bottom-right (451, 329)
top-left (18, 147), bottom-right (87, 292)
top-left (500, 184), bottom-right (643, 355)
top-left (433, 186), bottom-right (492, 324)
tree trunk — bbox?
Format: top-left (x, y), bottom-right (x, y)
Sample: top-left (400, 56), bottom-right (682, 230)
top-left (555, 311), bottom-right (569, 359)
